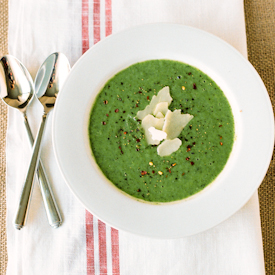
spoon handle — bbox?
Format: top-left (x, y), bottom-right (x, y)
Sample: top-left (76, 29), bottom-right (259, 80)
top-left (22, 113), bottom-right (62, 228)
top-left (14, 113), bottom-right (49, 229)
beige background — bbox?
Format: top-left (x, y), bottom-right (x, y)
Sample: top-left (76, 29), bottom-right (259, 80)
top-left (0, 0), bottom-right (8, 274)
top-left (0, 0), bottom-right (274, 274)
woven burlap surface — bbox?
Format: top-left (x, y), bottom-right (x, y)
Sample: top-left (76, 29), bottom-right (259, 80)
top-left (244, 0), bottom-right (275, 274)
top-left (0, 0), bottom-right (9, 273)
top-left (0, 1), bottom-right (274, 274)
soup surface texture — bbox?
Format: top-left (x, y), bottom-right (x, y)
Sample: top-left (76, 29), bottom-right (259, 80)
top-left (89, 60), bottom-right (234, 202)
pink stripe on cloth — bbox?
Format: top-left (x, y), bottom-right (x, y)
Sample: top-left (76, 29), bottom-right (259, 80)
top-left (86, 212), bottom-right (95, 275)
top-left (98, 220), bottom-right (108, 274)
top-left (111, 228), bottom-right (120, 274)
top-left (82, 1), bottom-right (119, 274)
top-left (93, 0), bottom-right (101, 44)
top-left (82, 0), bottom-right (89, 53)
top-left (105, 0), bottom-right (112, 37)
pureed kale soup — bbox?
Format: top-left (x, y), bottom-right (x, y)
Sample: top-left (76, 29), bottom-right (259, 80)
top-left (88, 59), bottom-right (234, 203)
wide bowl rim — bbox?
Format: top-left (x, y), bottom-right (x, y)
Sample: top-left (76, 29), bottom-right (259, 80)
top-left (52, 23), bottom-right (274, 238)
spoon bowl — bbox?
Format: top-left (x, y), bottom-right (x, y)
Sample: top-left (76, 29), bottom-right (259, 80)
top-left (0, 55), bottom-right (34, 112)
top-left (35, 52), bottom-right (70, 113)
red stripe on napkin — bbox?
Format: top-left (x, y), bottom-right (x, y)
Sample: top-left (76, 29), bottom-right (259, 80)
top-left (86, 212), bottom-right (95, 275)
top-left (111, 227), bottom-right (120, 274)
top-left (105, 0), bottom-right (112, 36)
top-left (82, 0), bottom-right (89, 53)
top-left (98, 220), bottom-right (107, 273)
top-left (93, 0), bottom-right (101, 44)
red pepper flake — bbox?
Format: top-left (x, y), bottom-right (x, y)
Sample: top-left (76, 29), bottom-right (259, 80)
top-left (147, 96), bottom-right (150, 100)
top-left (141, 171), bottom-right (147, 176)
top-left (136, 138), bottom-right (140, 143)
top-left (118, 146), bottom-right (123, 154)
top-left (102, 121), bottom-right (106, 125)
top-left (193, 83), bottom-right (197, 89)
top-left (168, 169), bottom-right (171, 173)
top-left (220, 142), bottom-right (223, 146)
top-left (124, 131), bottom-right (127, 134)
top-left (106, 114), bottom-right (109, 117)
top-left (137, 189), bottom-right (141, 192)
top-left (191, 162), bottom-right (195, 165)
top-left (187, 148), bottom-right (191, 152)
top-left (219, 125), bottom-right (223, 127)
top-left (138, 91), bottom-right (142, 94)
top-left (188, 72), bottom-right (192, 75)
top-left (135, 104), bottom-right (139, 107)
top-left (220, 136), bottom-right (222, 139)
top-left (103, 100), bottom-right (108, 104)
top-left (152, 170), bottom-right (155, 174)
top-left (192, 142), bottom-right (196, 145)
top-left (186, 157), bottom-right (190, 161)
top-left (115, 108), bottom-right (119, 113)
top-left (182, 173), bottom-right (185, 176)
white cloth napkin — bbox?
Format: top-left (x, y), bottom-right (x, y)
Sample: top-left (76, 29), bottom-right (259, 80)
top-left (6, 0), bottom-right (265, 274)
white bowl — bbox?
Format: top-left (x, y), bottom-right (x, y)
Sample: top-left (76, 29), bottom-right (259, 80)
top-left (52, 23), bottom-right (274, 238)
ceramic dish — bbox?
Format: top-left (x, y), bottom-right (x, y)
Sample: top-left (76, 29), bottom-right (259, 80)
top-left (52, 23), bottom-right (274, 238)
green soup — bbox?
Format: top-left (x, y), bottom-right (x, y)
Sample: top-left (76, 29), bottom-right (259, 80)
top-left (89, 60), bottom-right (234, 202)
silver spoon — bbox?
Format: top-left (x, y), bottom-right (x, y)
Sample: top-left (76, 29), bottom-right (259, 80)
top-left (0, 55), bottom-right (63, 229)
top-left (12, 53), bottom-right (70, 230)
top-left (0, 56), bottom-right (34, 229)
